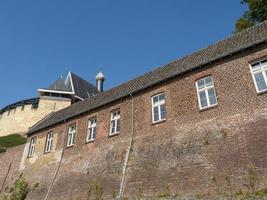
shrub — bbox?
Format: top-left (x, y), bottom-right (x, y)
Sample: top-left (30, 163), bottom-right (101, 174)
top-left (0, 146), bottom-right (7, 153)
top-left (2, 174), bottom-right (30, 200)
top-left (90, 180), bottom-right (103, 200)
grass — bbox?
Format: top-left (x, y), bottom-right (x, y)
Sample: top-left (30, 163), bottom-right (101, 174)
top-left (0, 134), bottom-right (26, 153)
top-left (0, 145), bottom-right (7, 153)
top-left (234, 188), bottom-right (267, 199)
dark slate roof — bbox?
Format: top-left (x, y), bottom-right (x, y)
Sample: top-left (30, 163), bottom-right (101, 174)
top-left (28, 21), bottom-right (267, 135)
top-left (48, 78), bottom-right (71, 92)
top-left (70, 72), bottom-right (99, 99)
top-left (0, 98), bottom-right (39, 114)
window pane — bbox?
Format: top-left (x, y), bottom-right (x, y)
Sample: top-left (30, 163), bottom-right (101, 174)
top-left (116, 119), bottom-right (120, 132)
top-left (159, 94), bottom-right (165, 101)
top-left (205, 76), bottom-right (213, 87)
top-left (199, 91), bottom-right (208, 108)
top-left (111, 120), bottom-right (115, 133)
top-left (208, 88), bottom-right (217, 105)
top-left (160, 104), bottom-right (166, 119)
top-left (261, 59), bottom-right (267, 67)
top-left (92, 127), bottom-right (96, 139)
top-left (72, 132), bottom-right (76, 144)
top-left (153, 96), bottom-right (159, 104)
top-left (197, 79), bottom-right (205, 89)
top-left (153, 106), bottom-right (159, 122)
top-left (89, 128), bottom-right (92, 139)
top-left (252, 62), bottom-right (261, 71)
top-left (255, 72), bottom-right (267, 91)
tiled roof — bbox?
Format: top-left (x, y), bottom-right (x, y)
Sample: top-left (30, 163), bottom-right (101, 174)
top-left (70, 72), bottom-right (99, 99)
top-left (28, 21), bottom-right (267, 135)
top-left (48, 78), bottom-right (71, 92)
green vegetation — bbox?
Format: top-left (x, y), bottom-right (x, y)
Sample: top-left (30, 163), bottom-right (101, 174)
top-left (0, 134), bottom-right (26, 153)
top-left (2, 174), bottom-right (31, 200)
top-left (0, 146), bottom-right (7, 153)
top-left (234, 188), bottom-right (267, 199)
top-left (236, 0), bottom-right (267, 32)
top-left (89, 180), bottom-right (103, 200)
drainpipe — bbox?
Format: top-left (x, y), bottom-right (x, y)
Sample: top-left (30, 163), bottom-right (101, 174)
top-left (0, 163), bottom-right (11, 195)
top-left (118, 93), bottom-right (134, 199)
top-left (44, 118), bottom-right (67, 200)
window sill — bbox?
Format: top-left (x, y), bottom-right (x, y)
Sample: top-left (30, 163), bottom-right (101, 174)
top-left (256, 89), bottom-right (267, 95)
top-left (66, 144), bottom-right (75, 149)
top-left (199, 104), bottom-right (218, 112)
top-left (86, 139), bottom-right (95, 144)
top-left (151, 119), bottom-right (166, 126)
top-left (108, 133), bottom-right (120, 138)
top-left (44, 151), bottom-right (51, 155)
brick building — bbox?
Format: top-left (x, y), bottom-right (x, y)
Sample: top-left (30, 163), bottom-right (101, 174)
top-left (1, 21), bottom-right (267, 200)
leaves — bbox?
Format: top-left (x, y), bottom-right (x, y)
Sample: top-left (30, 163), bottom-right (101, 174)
top-left (2, 174), bottom-right (30, 200)
top-left (236, 0), bottom-right (267, 32)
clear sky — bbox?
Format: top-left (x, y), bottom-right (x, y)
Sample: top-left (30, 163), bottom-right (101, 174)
top-left (0, 0), bottom-right (247, 108)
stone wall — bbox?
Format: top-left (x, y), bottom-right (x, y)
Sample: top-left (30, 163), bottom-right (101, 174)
top-left (0, 97), bottom-right (71, 137)
top-left (1, 43), bottom-right (267, 200)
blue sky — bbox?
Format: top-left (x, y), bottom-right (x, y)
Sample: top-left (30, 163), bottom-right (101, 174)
top-left (0, 0), bottom-right (246, 108)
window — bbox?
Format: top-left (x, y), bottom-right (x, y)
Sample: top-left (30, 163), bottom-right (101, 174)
top-left (67, 124), bottom-right (76, 147)
top-left (196, 76), bottom-right (217, 109)
top-left (28, 137), bottom-right (37, 157)
top-left (151, 93), bottom-right (166, 123)
top-left (87, 118), bottom-right (97, 142)
top-left (250, 58), bottom-right (267, 93)
top-left (110, 110), bottom-right (120, 135)
top-left (45, 132), bottom-right (54, 153)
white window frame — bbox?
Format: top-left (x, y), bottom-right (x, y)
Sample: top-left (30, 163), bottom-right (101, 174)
top-left (109, 110), bottom-right (120, 136)
top-left (249, 58), bottom-right (267, 94)
top-left (87, 118), bottom-right (97, 142)
top-left (28, 137), bottom-right (37, 157)
top-left (67, 124), bottom-right (76, 147)
top-left (45, 131), bottom-right (54, 153)
top-left (151, 93), bottom-right (166, 123)
top-left (196, 76), bottom-right (218, 110)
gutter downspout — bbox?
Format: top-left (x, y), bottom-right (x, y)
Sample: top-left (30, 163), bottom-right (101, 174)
top-left (118, 93), bottom-right (134, 199)
top-left (44, 118), bottom-right (67, 200)
top-left (0, 163), bottom-right (11, 195)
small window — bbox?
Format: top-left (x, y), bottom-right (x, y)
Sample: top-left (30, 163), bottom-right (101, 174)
top-left (151, 93), bottom-right (166, 123)
top-left (45, 132), bottom-right (54, 153)
top-left (196, 76), bottom-right (218, 109)
top-left (87, 118), bottom-right (97, 142)
top-left (250, 58), bottom-right (267, 93)
top-left (110, 110), bottom-right (120, 136)
top-left (28, 137), bottom-right (37, 157)
top-left (67, 124), bottom-right (76, 147)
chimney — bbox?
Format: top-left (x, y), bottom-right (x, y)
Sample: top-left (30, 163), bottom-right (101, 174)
top-left (96, 71), bottom-right (105, 92)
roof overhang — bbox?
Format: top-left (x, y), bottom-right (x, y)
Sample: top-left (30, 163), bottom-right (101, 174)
top-left (38, 89), bottom-right (74, 95)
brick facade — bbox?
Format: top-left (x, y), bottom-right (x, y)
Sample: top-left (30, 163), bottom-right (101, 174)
top-left (7, 43), bottom-right (266, 199)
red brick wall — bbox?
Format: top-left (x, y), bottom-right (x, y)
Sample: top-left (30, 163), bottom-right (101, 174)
top-left (3, 43), bottom-right (267, 200)
top-left (0, 145), bottom-right (25, 198)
